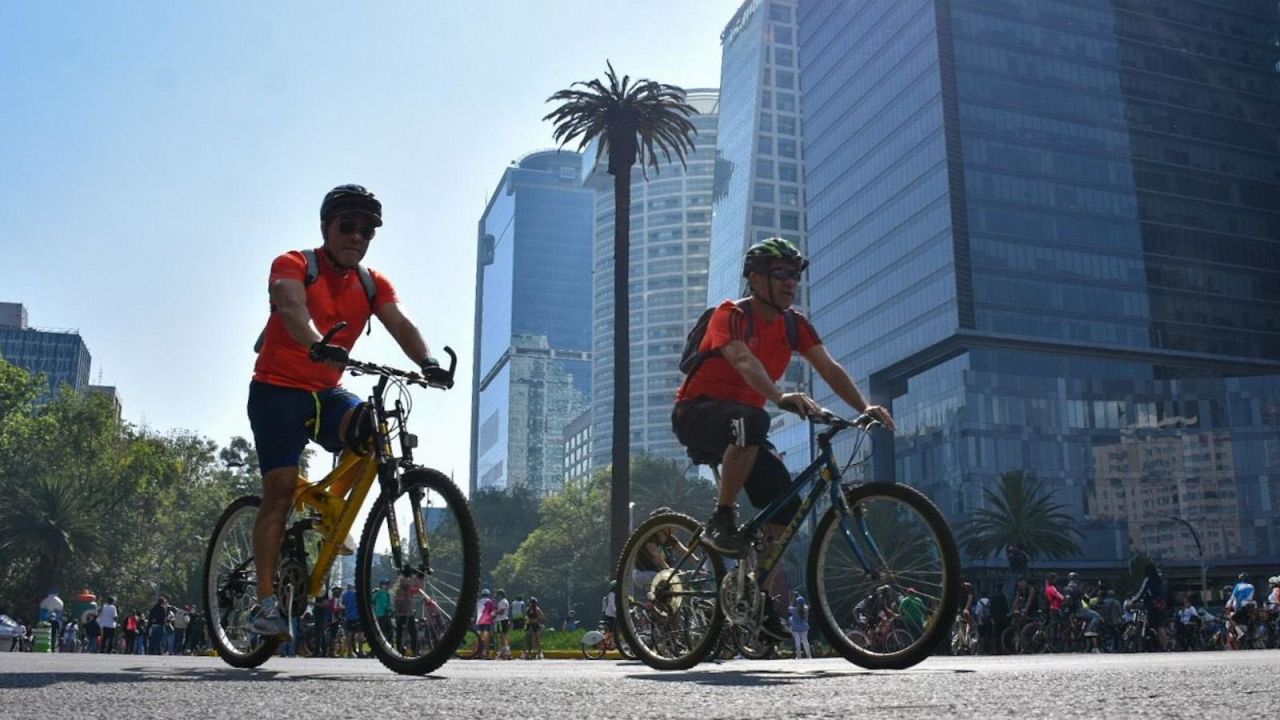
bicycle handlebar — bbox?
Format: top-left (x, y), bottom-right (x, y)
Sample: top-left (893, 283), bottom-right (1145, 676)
top-left (811, 409), bottom-right (881, 432)
top-left (316, 322), bottom-right (457, 390)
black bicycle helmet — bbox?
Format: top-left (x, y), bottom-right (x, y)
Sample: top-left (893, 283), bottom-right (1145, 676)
top-left (741, 237), bottom-right (807, 278)
top-left (321, 183), bottom-right (383, 226)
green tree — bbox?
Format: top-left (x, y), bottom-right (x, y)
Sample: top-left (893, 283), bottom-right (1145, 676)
top-left (545, 63), bottom-right (699, 565)
top-left (491, 472), bottom-right (610, 626)
top-left (958, 470), bottom-right (1084, 562)
top-left (630, 453), bottom-right (716, 523)
top-left (469, 485), bottom-right (541, 586)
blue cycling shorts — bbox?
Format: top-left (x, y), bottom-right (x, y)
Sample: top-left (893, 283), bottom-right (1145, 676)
top-left (247, 381), bottom-right (361, 474)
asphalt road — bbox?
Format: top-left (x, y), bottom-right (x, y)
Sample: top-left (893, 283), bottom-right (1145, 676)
top-left (1, 649), bottom-right (1275, 719)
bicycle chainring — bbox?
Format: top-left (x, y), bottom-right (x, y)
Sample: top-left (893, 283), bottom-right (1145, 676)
top-left (719, 570), bottom-right (761, 626)
top-left (276, 554), bottom-right (310, 618)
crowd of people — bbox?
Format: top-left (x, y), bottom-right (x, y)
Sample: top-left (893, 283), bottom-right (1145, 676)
top-left (950, 563), bottom-right (1280, 655)
top-left (0, 591), bottom-right (210, 655)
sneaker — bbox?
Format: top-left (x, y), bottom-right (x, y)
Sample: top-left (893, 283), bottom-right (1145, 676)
top-left (249, 596), bottom-right (292, 639)
top-left (701, 507), bottom-right (749, 557)
top-left (760, 603), bottom-right (789, 642)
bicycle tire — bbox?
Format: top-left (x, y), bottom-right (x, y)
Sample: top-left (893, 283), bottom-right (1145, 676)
top-left (733, 625), bottom-right (777, 660)
top-left (1020, 623), bottom-right (1048, 654)
top-left (808, 482), bottom-right (961, 670)
top-left (1000, 625), bottom-right (1019, 654)
top-left (615, 512), bottom-right (725, 670)
top-left (356, 467), bottom-right (480, 675)
top-left (203, 496), bottom-right (281, 668)
top-left (581, 634), bottom-right (606, 660)
top-left (617, 633), bottom-right (636, 660)
top-left (453, 629), bottom-right (481, 659)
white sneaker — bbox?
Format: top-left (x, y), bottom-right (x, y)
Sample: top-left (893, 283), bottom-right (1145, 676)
top-left (249, 596), bottom-right (292, 639)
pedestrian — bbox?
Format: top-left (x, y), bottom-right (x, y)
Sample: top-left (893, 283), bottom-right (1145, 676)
top-left (98, 596), bottom-right (118, 654)
top-left (494, 589), bottom-right (511, 659)
top-left (38, 589), bottom-right (64, 653)
top-left (147, 596), bottom-right (168, 655)
top-left (132, 611), bottom-right (148, 655)
top-left (373, 578), bottom-right (394, 645)
top-left (327, 586), bottom-right (344, 657)
top-left (394, 573), bottom-right (427, 656)
top-left (601, 581), bottom-right (618, 646)
top-left (84, 613), bottom-right (101, 653)
top-left (510, 595), bottom-right (526, 632)
top-left (312, 595), bottom-right (331, 658)
top-left (122, 609), bottom-right (139, 654)
top-left (474, 588), bottom-right (496, 659)
top-left (525, 597), bottom-right (545, 660)
top-left (172, 604), bottom-right (190, 655)
top-left (788, 595), bottom-right (811, 659)
top-left (341, 584), bottom-right (361, 658)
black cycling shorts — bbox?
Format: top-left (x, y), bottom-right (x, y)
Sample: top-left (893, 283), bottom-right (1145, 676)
top-left (247, 381), bottom-right (361, 474)
top-left (672, 398), bottom-right (798, 522)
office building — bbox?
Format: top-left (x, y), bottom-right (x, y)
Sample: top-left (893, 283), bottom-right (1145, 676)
top-left (797, 0), bottom-right (1280, 565)
top-left (0, 302), bottom-right (92, 397)
top-left (712, 0), bottom-right (813, 472)
top-left (582, 90), bottom-right (720, 472)
top-left (471, 151), bottom-right (594, 496)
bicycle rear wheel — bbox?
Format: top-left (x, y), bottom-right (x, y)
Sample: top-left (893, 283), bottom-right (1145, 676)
top-left (581, 630), bottom-right (606, 660)
top-left (615, 512), bottom-right (725, 670)
top-left (356, 467), bottom-right (480, 675)
top-left (203, 496), bottom-right (280, 668)
top-left (808, 482), bottom-right (961, 670)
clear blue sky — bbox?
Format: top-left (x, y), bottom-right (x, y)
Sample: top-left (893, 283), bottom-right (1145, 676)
top-left (0, 1), bottom-right (734, 482)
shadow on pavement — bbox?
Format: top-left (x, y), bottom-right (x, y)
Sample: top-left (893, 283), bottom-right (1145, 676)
top-left (628, 666), bottom-right (974, 687)
top-left (0, 664), bottom-right (439, 689)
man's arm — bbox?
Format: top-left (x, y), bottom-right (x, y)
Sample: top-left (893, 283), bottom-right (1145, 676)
top-left (801, 344), bottom-right (896, 429)
top-left (374, 302), bottom-right (433, 366)
top-left (720, 340), bottom-right (820, 415)
top-left (269, 278), bottom-right (325, 347)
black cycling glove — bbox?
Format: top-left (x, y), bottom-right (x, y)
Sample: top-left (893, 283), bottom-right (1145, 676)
top-left (309, 342), bottom-right (349, 365)
top-left (419, 357), bottom-right (452, 387)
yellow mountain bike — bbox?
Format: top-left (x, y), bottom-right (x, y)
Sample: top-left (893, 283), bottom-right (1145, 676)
top-left (203, 343), bottom-right (480, 675)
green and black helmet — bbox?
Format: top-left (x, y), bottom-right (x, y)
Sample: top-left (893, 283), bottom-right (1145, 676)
top-left (742, 237), bottom-right (807, 278)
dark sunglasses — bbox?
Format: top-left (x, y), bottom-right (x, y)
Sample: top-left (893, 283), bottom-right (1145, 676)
top-left (338, 219), bottom-right (376, 239)
top-left (768, 267), bottom-right (803, 282)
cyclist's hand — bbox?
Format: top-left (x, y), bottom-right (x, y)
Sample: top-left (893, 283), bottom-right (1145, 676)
top-left (776, 392), bottom-right (818, 417)
top-left (309, 342), bottom-right (349, 367)
top-left (419, 357), bottom-right (453, 388)
top-left (862, 404), bottom-right (896, 431)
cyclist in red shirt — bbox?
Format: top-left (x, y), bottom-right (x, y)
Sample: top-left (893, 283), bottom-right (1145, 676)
top-left (248, 184), bottom-right (450, 638)
top-left (672, 238), bottom-right (894, 638)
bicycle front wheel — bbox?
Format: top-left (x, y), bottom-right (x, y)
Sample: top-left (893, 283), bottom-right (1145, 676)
top-left (203, 496), bottom-right (280, 668)
top-left (615, 512), bottom-right (725, 670)
top-left (356, 467), bottom-right (480, 675)
top-left (808, 482), bottom-right (961, 670)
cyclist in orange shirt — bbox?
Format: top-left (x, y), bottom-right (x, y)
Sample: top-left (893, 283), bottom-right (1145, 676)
top-left (248, 184), bottom-right (450, 637)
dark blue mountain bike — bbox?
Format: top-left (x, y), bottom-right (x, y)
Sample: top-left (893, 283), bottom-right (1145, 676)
top-left (615, 410), bottom-right (960, 670)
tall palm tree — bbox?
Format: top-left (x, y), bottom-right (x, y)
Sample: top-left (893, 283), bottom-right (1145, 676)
top-left (958, 470), bottom-right (1084, 562)
top-left (545, 63), bottom-right (698, 565)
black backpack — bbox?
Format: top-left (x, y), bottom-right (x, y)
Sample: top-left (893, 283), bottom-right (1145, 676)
top-left (253, 248), bottom-right (377, 353)
top-left (678, 298), bottom-right (799, 379)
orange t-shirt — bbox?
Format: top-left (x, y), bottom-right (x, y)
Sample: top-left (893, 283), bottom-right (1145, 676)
top-left (675, 299), bottom-right (821, 408)
top-left (252, 249), bottom-right (398, 391)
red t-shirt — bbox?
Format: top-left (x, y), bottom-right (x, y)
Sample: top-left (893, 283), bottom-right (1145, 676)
top-left (252, 249), bottom-right (398, 391)
top-left (675, 299), bottom-right (821, 408)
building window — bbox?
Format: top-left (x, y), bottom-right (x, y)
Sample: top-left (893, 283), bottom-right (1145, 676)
top-left (768, 2), bottom-right (790, 22)
top-left (780, 210), bottom-right (799, 231)
top-left (779, 186), bottom-right (799, 206)
top-left (778, 162), bottom-right (798, 182)
top-left (756, 159), bottom-right (774, 179)
top-left (759, 112), bottom-right (773, 132)
top-left (777, 116), bottom-right (796, 136)
top-left (774, 25), bottom-right (792, 45)
top-left (754, 183), bottom-right (775, 203)
top-left (761, 89), bottom-right (772, 109)
top-left (776, 93), bottom-right (795, 112)
top-left (752, 206), bottom-right (775, 226)
top-left (774, 47), bottom-right (794, 67)
top-left (777, 139), bottom-right (796, 158)
top-left (758, 135), bottom-right (773, 155)
top-left (774, 70), bottom-right (795, 89)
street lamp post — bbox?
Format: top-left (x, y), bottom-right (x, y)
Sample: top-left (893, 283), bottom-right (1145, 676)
top-left (1172, 516), bottom-right (1208, 597)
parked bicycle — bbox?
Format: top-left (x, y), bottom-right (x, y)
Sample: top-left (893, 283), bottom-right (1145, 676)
top-left (582, 618), bottom-right (635, 660)
top-left (615, 410), bottom-right (960, 671)
top-left (204, 328), bottom-right (480, 675)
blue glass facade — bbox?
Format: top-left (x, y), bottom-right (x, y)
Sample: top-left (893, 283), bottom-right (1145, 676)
top-left (799, 0), bottom-right (1280, 566)
top-left (471, 151), bottom-right (594, 495)
top-left (711, 0), bottom-right (814, 474)
top-left (0, 321), bottom-right (92, 398)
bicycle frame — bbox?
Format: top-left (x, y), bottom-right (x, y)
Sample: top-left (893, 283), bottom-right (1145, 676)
top-left (288, 369), bottom-right (431, 601)
top-left (733, 417), bottom-right (883, 590)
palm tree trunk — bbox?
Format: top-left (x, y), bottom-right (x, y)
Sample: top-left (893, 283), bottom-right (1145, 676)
top-left (610, 166), bottom-right (632, 569)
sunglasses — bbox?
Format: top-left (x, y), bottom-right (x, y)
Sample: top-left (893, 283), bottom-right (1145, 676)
top-left (338, 219), bottom-right (376, 240)
top-left (768, 267), bottom-right (803, 282)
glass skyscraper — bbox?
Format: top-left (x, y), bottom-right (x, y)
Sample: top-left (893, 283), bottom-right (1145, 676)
top-left (471, 151), bottom-right (594, 496)
top-left (583, 90), bottom-right (721, 471)
top-left (0, 302), bottom-right (92, 398)
top-left (712, 0), bottom-right (813, 473)
top-left (798, 0), bottom-right (1280, 567)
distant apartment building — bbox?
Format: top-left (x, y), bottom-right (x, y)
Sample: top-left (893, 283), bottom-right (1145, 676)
top-left (562, 407), bottom-right (593, 484)
top-left (712, 0), bottom-right (813, 472)
top-left (0, 302), bottom-right (92, 397)
top-left (797, 0), bottom-right (1280, 566)
top-left (471, 151), bottom-right (594, 496)
top-left (582, 90), bottom-right (720, 472)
